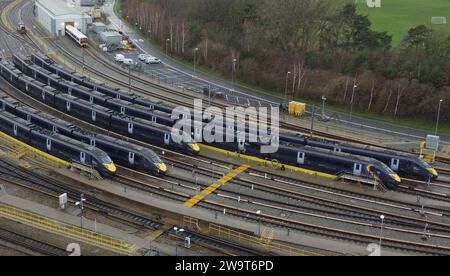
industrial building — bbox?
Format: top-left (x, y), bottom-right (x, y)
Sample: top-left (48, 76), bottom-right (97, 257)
top-left (35, 0), bottom-right (92, 37)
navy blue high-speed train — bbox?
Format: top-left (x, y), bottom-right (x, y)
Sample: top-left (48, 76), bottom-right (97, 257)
top-left (28, 52), bottom-right (174, 114)
top-left (279, 133), bottom-right (438, 181)
top-left (13, 54), bottom-right (176, 127)
top-left (0, 92), bottom-right (168, 176)
top-left (0, 60), bottom-right (200, 156)
top-left (209, 137), bottom-right (401, 190)
top-left (0, 110), bottom-right (116, 177)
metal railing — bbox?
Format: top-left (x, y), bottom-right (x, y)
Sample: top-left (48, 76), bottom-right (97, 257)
top-left (0, 203), bottom-right (136, 255)
top-left (207, 223), bottom-right (321, 256)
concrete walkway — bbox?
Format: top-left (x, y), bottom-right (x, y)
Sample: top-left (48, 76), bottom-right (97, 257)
top-left (0, 185), bottom-right (199, 256)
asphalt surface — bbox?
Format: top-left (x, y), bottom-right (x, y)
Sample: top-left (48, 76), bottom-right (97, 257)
top-left (102, 0), bottom-right (450, 144)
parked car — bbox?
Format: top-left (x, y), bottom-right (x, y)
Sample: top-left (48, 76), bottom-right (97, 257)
top-left (123, 58), bottom-right (135, 66)
top-left (145, 57), bottom-right (162, 64)
top-left (114, 54), bottom-right (125, 62)
top-left (138, 54), bottom-right (152, 61)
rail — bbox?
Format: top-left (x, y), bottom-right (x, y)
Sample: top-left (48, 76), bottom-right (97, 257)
top-left (208, 223), bottom-right (322, 256)
top-left (0, 203), bottom-right (136, 255)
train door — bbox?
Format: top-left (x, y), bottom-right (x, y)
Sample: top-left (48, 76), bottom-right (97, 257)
top-left (128, 152), bottom-right (135, 165)
top-left (66, 101), bottom-right (71, 112)
top-left (333, 147), bottom-right (342, 153)
top-left (52, 126), bottom-right (57, 133)
top-left (26, 114), bottom-right (31, 122)
top-left (391, 158), bottom-right (400, 171)
top-left (120, 106), bottom-right (126, 115)
top-left (353, 163), bottom-right (362, 176)
top-left (13, 125), bottom-right (18, 136)
top-left (68, 87), bottom-right (72, 95)
top-left (127, 122), bottom-right (134, 134)
top-left (238, 139), bottom-right (245, 152)
top-left (42, 91), bottom-right (46, 101)
top-left (297, 152), bottom-right (305, 165)
top-left (46, 139), bottom-right (51, 151)
top-left (89, 96), bottom-right (94, 104)
top-left (164, 133), bottom-right (170, 145)
top-left (91, 111), bottom-right (96, 122)
top-left (80, 152), bottom-right (86, 164)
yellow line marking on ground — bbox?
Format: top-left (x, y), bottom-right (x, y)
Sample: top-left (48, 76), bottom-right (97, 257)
top-left (184, 164), bottom-right (251, 208)
top-left (199, 144), bottom-right (337, 180)
top-left (0, 131), bottom-right (70, 167)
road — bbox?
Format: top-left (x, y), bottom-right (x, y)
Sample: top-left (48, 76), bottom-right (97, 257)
top-left (103, 0), bottom-right (450, 143)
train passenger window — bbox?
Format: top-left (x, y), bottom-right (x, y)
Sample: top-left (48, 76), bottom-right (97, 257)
top-left (297, 152), bottom-right (305, 164)
top-left (80, 152), bottom-right (86, 164)
top-left (129, 152), bottom-right (135, 165)
top-left (164, 134), bottom-right (170, 145)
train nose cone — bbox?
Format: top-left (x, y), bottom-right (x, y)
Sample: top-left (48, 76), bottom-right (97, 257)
top-left (156, 163), bottom-right (168, 174)
top-left (104, 162), bottom-right (117, 173)
top-left (190, 143), bottom-right (200, 153)
top-left (390, 173), bottom-right (401, 183)
top-left (427, 168), bottom-right (439, 177)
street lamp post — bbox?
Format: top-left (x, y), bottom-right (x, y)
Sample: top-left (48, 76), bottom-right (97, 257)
top-left (194, 48), bottom-right (199, 75)
top-left (379, 215), bottom-right (385, 254)
top-left (173, 227), bottom-right (185, 256)
top-left (350, 83), bottom-right (358, 122)
top-left (321, 96), bottom-right (327, 121)
top-left (232, 58), bottom-right (237, 85)
top-left (75, 194), bottom-right (86, 230)
top-left (435, 99), bottom-right (443, 136)
top-left (165, 38), bottom-right (170, 56)
top-left (284, 71), bottom-right (291, 100)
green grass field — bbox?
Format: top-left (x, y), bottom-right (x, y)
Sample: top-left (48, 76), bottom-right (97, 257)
top-left (354, 0), bottom-right (450, 46)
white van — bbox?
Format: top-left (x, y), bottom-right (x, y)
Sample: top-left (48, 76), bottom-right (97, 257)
top-left (123, 58), bottom-right (135, 66)
top-left (114, 54), bottom-right (125, 62)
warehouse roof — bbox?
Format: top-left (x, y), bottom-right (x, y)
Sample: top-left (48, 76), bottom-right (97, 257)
top-left (36, 0), bottom-right (83, 16)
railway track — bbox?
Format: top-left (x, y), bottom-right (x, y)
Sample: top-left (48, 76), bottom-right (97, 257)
top-left (0, 228), bottom-right (68, 256)
top-left (119, 172), bottom-right (450, 255)
top-left (0, 158), bottom-right (163, 230)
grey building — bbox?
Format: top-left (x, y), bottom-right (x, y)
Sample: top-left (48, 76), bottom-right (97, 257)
top-left (35, 0), bottom-right (92, 37)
